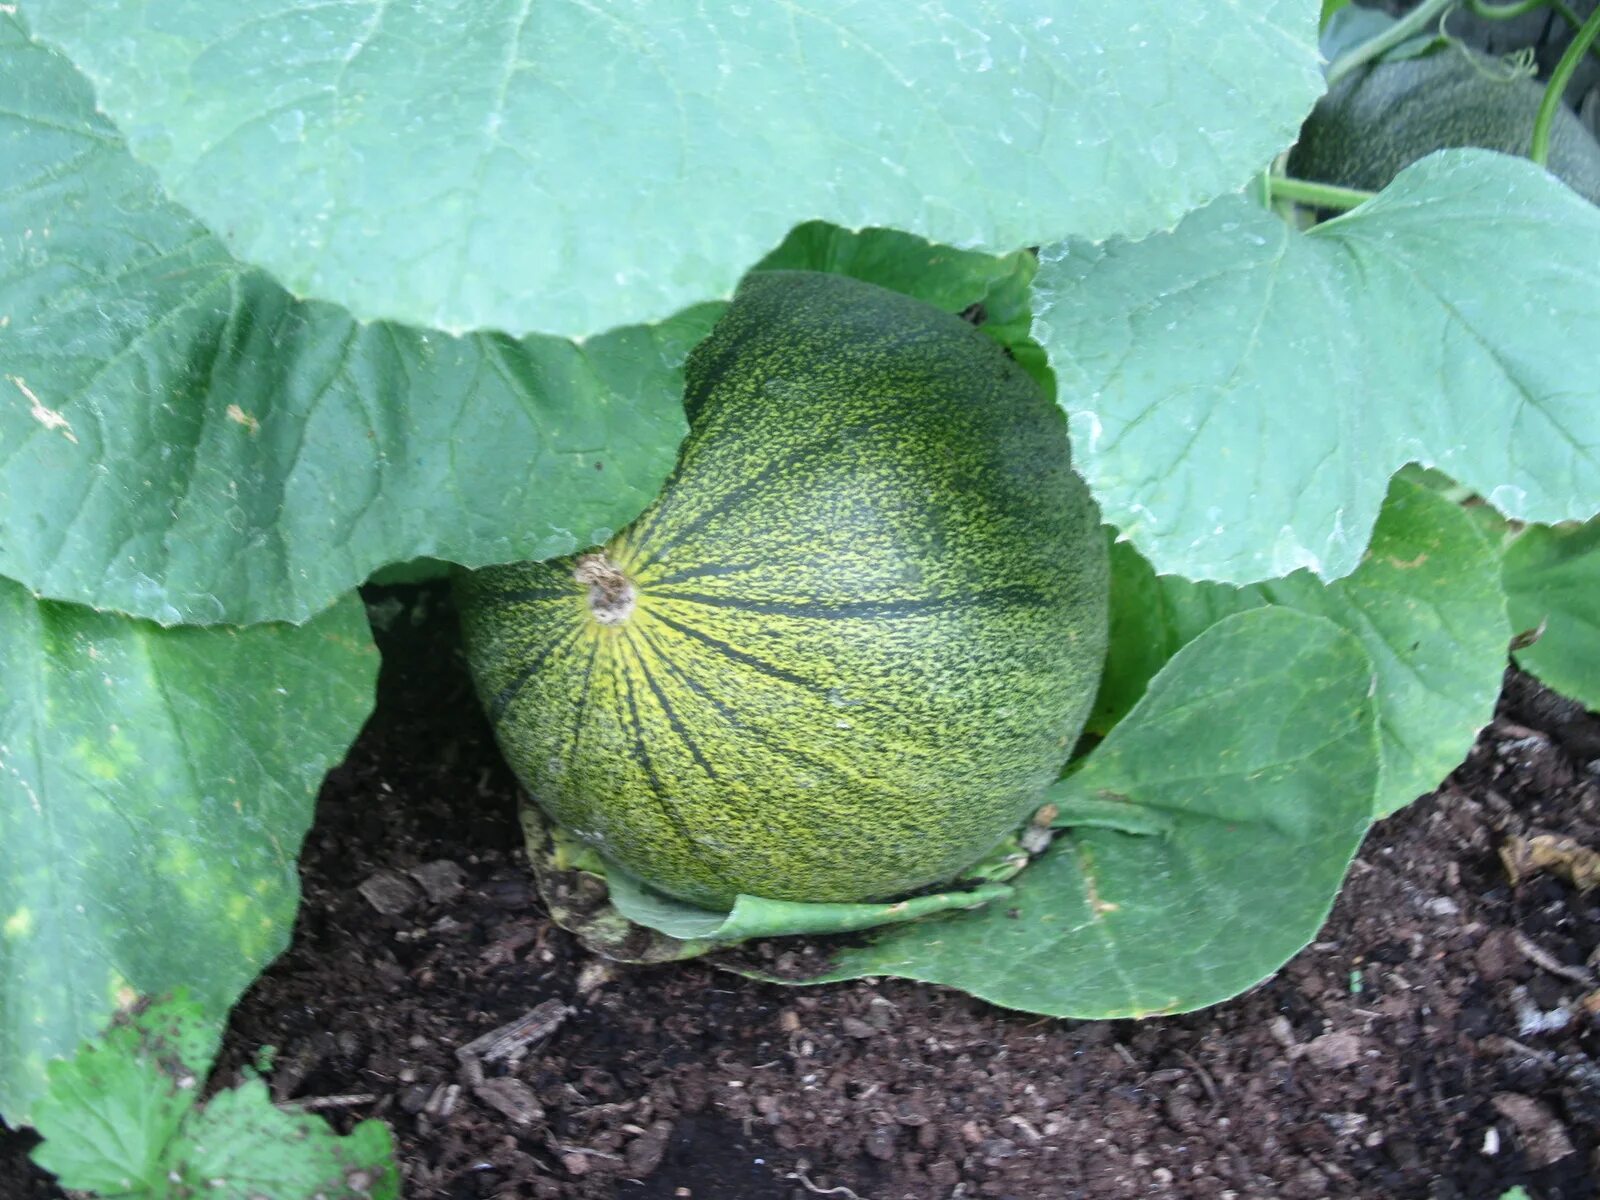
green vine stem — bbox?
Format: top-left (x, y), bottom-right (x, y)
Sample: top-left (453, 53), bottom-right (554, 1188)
top-left (1531, 4), bottom-right (1600, 165)
top-left (1468, 0), bottom-right (1600, 66)
top-left (1549, 0), bottom-right (1600, 64)
top-left (1467, 0), bottom-right (1552, 17)
top-left (1270, 176), bottom-right (1378, 211)
top-left (1327, 0), bottom-right (1459, 87)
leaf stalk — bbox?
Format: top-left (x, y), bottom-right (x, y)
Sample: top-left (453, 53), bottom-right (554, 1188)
top-left (1530, 4), bottom-right (1600, 165)
top-left (1467, 0), bottom-right (1553, 17)
top-left (1470, 0), bottom-right (1600, 65)
top-left (1270, 176), bottom-right (1378, 211)
top-left (1327, 0), bottom-right (1458, 87)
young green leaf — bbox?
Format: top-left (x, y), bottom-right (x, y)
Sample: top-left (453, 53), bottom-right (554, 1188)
top-left (0, 14), bottom-right (702, 626)
top-left (30, 994), bottom-right (397, 1199)
top-left (1502, 517), bottom-right (1600, 710)
top-left (806, 607), bottom-right (1380, 1018)
top-left (607, 864), bottom-right (1013, 947)
top-left (175, 1081), bottom-right (396, 1199)
top-left (27, 996), bottom-right (221, 1196)
top-left (24, 1), bottom-right (1323, 338)
top-left (0, 580), bottom-right (377, 1123)
top-left (1034, 149), bottom-right (1600, 586)
top-left (522, 808), bottom-right (1017, 964)
top-left (1093, 477), bottom-right (1508, 816)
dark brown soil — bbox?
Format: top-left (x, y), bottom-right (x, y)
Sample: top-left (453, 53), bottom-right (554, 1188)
top-left (5, 584), bottom-right (1599, 1200)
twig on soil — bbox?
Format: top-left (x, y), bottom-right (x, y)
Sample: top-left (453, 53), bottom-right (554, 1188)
top-left (1496, 721), bottom-right (1547, 742)
top-left (1514, 931), bottom-right (1597, 986)
top-left (1480, 1034), bottom-right (1553, 1063)
top-left (456, 998), bottom-right (575, 1067)
top-left (785, 1171), bottom-right (865, 1199)
top-left (1180, 1050), bottom-right (1222, 1110)
top-left (425, 1083), bottom-right (462, 1119)
top-left (551, 1143), bottom-right (625, 1166)
top-left (280, 1092), bottom-right (379, 1111)
top-left (1512, 985), bottom-right (1575, 1037)
top-left (1005, 1114), bottom-right (1045, 1144)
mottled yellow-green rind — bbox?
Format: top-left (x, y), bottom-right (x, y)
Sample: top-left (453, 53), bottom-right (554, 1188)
top-left (458, 271), bottom-right (1108, 909)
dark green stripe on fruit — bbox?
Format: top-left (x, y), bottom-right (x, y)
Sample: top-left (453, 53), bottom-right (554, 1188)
top-left (644, 609), bottom-right (826, 693)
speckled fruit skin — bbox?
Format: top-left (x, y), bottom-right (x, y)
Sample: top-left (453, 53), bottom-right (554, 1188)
top-left (457, 271), bottom-right (1108, 909)
top-left (1290, 49), bottom-right (1600, 205)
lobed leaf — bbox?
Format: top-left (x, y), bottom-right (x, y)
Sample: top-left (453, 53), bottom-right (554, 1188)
top-left (25, 0), bottom-right (1323, 338)
top-left (0, 579), bottom-right (377, 1123)
top-left (1034, 150), bottom-right (1600, 586)
top-left (810, 607), bottom-right (1379, 1018)
top-left (177, 1080), bottom-right (396, 1199)
top-left (30, 994), bottom-right (397, 1198)
top-left (27, 995), bottom-right (219, 1195)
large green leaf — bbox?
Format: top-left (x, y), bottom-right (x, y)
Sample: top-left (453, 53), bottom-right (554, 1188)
top-left (755, 223), bottom-right (1031, 318)
top-left (30, 993), bottom-right (397, 1198)
top-left (811, 607), bottom-right (1379, 1018)
top-left (24, 0), bottom-right (1324, 339)
top-left (0, 579), bottom-right (377, 1124)
top-left (0, 14), bottom-right (701, 625)
top-left (1503, 517), bottom-right (1600, 711)
top-left (1034, 150), bottom-right (1600, 586)
top-left (1093, 478), bottom-right (1507, 816)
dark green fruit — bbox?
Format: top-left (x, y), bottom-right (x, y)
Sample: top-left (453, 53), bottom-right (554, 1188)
top-left (457, 271), bottom-right (1108, 909)
top-left (1290, 48), bottom-right (1600, 205)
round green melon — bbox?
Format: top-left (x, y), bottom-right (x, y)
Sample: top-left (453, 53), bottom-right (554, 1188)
top-left (457, 270), bottom-right (1108, 910)
top-left (1290, 48), bottom-right (1600, 205)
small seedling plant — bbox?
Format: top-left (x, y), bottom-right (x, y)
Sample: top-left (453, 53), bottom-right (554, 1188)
top-left (2, 0), bottom-right (1598, 1193)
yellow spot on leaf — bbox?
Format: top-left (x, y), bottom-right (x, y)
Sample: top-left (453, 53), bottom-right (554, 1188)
top-left (1076, 848), bottom-right (1120, 917)
top-left (110, 972), bottom-right (137, 1011)
top-left (226, 404), bottom-right (261, 434)
top-left (83, 754), bottom-right (121, 782)
top-left (164, 839), bottom-right (201, 877)
top-left (3, 908), bottom-right (33, 938)
top-left (1386, 553), bottom-right (1429, 570)
top-left (8, 375), bottom-right (77, 444)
